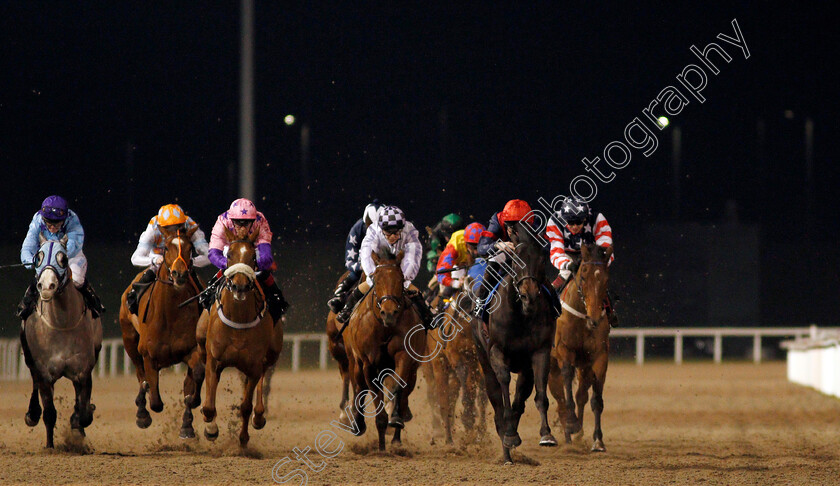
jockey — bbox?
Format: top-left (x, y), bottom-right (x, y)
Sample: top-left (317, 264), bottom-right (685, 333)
top-left (125, 204), bottom-right (211, 315)
top-left (335, 205), bottom-right (433, 329)
top-left (546, 196), bottom-right (617, 326)
top-left (17, 195), bottom-right (104, 321)
top-left (327, 201), bottom-right (383, 313)
top-left (203, 198), bottom-right (289, 323)
top-left (434, 222), bottom-right (485, 314)
top-left (425, 213), bottom-right (465, 273)
top-left (473, 199), bottom-right (561, 321)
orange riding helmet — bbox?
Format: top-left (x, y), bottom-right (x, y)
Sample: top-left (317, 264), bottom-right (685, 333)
top-left (500, 199), bottom-right (534, 225)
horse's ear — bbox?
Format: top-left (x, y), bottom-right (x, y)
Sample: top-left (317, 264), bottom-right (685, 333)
top-left (397, 251), bottom-right (405, 263)
top-left (426, 226), bottom-right (433, 236)
top-left (603, 245), bottom-right (613, 261)
top-left (581, 244), bottom-right (591, 260)
top-left (60, 235), bottom-right (68, 247)
top-left (39, 233), bottom-right (47, 245)
top-left (186, 225), bottom-right (198, 239)
top-left (371, 251), bottom-right (380, 265)
top-left (223, 226), bottom-right (236, 242)
top-left (248, 227), bottom-right (261, 243)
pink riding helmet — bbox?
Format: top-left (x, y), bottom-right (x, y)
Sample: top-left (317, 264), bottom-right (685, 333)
top-left (229, 198), bottom-right (257, 220)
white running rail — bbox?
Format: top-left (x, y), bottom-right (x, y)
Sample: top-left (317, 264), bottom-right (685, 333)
top-left (2, 327), bottom-right (834, 380)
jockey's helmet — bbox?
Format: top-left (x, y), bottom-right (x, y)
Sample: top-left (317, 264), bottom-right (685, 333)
top-left (229, 198), bottom-right (257, 220)
top-left (560, 197), bottom-right (590, 224)
top-left (378, 206), bottom-right (405, 232)
top-left (501, 199), bottom-right (534, 225)
top-left (157, 204), bottom-right (187, 226)
top-left (363, 200), bottom-right (382, 226)
top-left (464, 222), bottom-right (485, 244)
top-left (39, 195), bottom-right (69, 221)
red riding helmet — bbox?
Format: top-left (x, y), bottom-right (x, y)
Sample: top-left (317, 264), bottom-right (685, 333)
top-left (500, 199), bottom-right (534, 224)
top-left (463, 222), bottom-right (486, 244)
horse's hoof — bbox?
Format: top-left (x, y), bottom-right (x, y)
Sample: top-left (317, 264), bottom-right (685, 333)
top-left (591, 439), bottom-right (606, 452)
top-left (142, 381), bottom-right (150, 392)
top-left (179, 427), bottom-right (196, 440)
top-left (25, 413), bottom-right (40, 427)
top-left (388, 416), bottom-right (404, 429)
top-left (204, 423), bottom-right (219, 441)
top-left (539, 434), bottom-right (558, 447)
top-left (338, 410), bottom-right (347, 421)
top-left (354, 419), bottom-right (366, 437)
top-left (503, 433), bottom-right (522, 448)
top-left (404, 407), bottom-right (414, 423)
top-left (503, 460), bottom-right (514, 466)
top-left (150, 401), bottom-right (164, 413)
top-left (136, 413), bottom-right (152, 429)
top-left (253, 415), bottom-right (266, 430)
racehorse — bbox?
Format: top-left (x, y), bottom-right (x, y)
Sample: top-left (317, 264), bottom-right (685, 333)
top-left (21, 235), bottom-right (102, 448)
top-left (326, 271), bottom-right (353, 422)
top-left (548, 243), bottom-right (613, 452)
top-left (197, 227), bottom-right (283, 446)
top-left (472, 222), bottom-right (557, 464)
top-left (342, 251), bottom-right (424, 451)
top-left (425, 280), bottom-right (487, 445)
top-left (119, 227), bottom-right (205, 438)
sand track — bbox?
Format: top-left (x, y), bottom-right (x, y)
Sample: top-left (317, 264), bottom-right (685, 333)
top-left (1, 362), bottom-right (838, 485)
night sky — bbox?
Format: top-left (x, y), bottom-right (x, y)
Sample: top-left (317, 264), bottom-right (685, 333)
top-left (1, 3), bottom-right (837, 243)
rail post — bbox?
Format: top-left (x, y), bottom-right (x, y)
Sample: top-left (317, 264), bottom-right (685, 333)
top-left (636, 333), bottom-right (645, 365)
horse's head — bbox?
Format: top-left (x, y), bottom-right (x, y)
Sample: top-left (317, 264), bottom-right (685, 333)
top-left (577, 244), bottom-right (613, 328)
top-left (162, 226), bottom-right (197, 287)
top-left (223, 226), bottom-right (260, 301)
top-left (512, 222), bottom-right (546, 317)
top-left (34, 234), bottom-right (70, 302)
top-left (371, 250), bottom-right (404, 327)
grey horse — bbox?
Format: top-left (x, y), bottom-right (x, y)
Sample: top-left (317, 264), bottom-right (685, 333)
top-left (21, 234), bottom-right (102, 448)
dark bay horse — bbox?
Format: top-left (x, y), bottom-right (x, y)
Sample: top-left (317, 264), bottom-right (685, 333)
top-left (425, 282), bottom-right (488, 445)
top-left (472, 222), bottom-right (557, 464)
top-left (22, 235), bottom-right (102, 448)
top-left (548, 243), bottom-right (613, 452)
top-left (119, 227), bottom-right (205, 438)
top-left (197, 227), bottom-right (283, 446)
top-left (342, 251), bottom-right (424, 451)
top-left (326, 271), bottom-right (354, 423)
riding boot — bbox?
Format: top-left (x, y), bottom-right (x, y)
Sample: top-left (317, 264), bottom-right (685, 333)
top-left (261, 278), bottom-right (290, 324)
top-left (328, 274), bottom-right (357, 314)
top-left (336, 288), bottom-right (364, 324)
top-left (436, 285), bottom-right (456, 314)
top-left (127, 269), bottom-right (156, 315)
top-left (605, 291), bottom-right (619, 327)
top-left (472, 261), bottom-right (502, 321)
top-left (78, 279), bottom-right (105, 318)
top-left (407, 290), bottom-right (435, 331)
top-left (16, 280), bottom-right (38, 322)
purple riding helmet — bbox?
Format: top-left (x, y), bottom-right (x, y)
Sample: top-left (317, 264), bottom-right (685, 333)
top-left (39, 195), bottom-right (69, 221)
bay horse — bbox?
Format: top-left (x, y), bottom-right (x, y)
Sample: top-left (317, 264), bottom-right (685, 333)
top-left (118, 226), bottom-right (205, 438)
top-left (342, 251), bottom-right (424, 451)
top-left (472, 222), bottom-right (557, 464)
top-left (326, 271), bottom-right (353, 422)
top-left (548, 243), bottom-right (613, 452)
top-left (425, 281), bottom-right (488, 445)
top-left (197, 227), bottom-right (283, 446)
top-left (22, 235), bottom-right (102, 448)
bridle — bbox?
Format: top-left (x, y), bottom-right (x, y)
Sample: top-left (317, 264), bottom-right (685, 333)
top-left (511, 242), bottom-right (541, 303)
top-left (159, 232), bottom-right (191, 285)
top-left (372, 263), bottom-right (403, 313)
top-left (571, 259), bottom-right (606, 317)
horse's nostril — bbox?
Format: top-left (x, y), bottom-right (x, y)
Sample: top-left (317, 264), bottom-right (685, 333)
top-left (49, 283), bottom-right (56, 290)
top-left (37, 283), bottom-right (42, 290)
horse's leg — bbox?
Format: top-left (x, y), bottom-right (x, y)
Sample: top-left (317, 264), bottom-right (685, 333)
top-left (475, 340), bottom-right (508, 458)
top-left (70, 372), bottom-right (95, 436)
top-left (561, 359), bottom-right (579, 442)
top-left (590, 353), bottom-right (608, 452)
top-left (455, 359), bottom-right (476, 433)
top-left (143, 357), bottom-right (164, 413)
top-left (574, 367), bottom-right (593, 440)
top-left (339, 361), bottom-right (351, 422)
top-left (122, 328), bottom-right (151, 428)
top-left (547, 354), bottom-right (566, 428)
top-left (432, 357), bottom-right (454, 445)
top-left (20, 330), bottom-right (42, 427)
top-left (475, 365), bottom-right (489, 440)
top-left (261, 365), bottom-right (274, 412)
top-left (238, 374), bottom-right (258, 447)
top-left (349, 358), bottom-right (369, 436)
top-left (37, 380), bottom-right (57, 449)
top-left (374, 386), bottom-right (389, 452)
top-left (510, 366), bottom-right (534, 448)
top-left (421, 363), bottom-right (443, 443)
top-left (488, 346), bottom-right (517, 451)
top-left (201, 355), bottom-right (222, 441)
top-left (532, 348), bottom-right (557, 446)
top-left (179, 350), bottom-right (203, 440)
top-left (252, 374), bottom-right (267, 430)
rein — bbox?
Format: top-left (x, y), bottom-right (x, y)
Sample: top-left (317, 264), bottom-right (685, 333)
top-left (562, 260), bottom-right (607, 320)
top-left (217, 263), bottom-right (266, 329)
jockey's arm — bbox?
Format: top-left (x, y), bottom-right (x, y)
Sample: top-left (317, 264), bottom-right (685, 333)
top-left (593, 213), bottom-right (615, 266)
top-left (63, 211), bottom-right (85, 259)
top-left (546, 219), bottom-right (571, 272)
top-left (19, 214), bottom-right (41, 265)
top-left (435, 245), bottom-right (457, 287)
top-left (131, 224), bottom-right (159, 267)
top-left (359, 227), bottom-right (378, 286)
top-left (400, 223), bottom-right (422, 288)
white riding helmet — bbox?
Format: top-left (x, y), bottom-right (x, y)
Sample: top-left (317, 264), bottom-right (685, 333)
top-left (363, 201), bottom-right (383, 226)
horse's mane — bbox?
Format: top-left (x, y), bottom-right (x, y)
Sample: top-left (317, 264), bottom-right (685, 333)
top-left (582, 243), bottom-right (609, 262)
top-left (376, 249), bottom-right (398, 261)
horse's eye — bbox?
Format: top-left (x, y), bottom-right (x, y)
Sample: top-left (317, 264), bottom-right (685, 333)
top-left (35, 251), bottom-right (44, 267)
top-left (56, 252), bottom-right (68, 269)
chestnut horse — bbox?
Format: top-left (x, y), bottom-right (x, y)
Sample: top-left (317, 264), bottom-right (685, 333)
top-left (326, 271), bottom-right (353, 422)
top-left (472, 222), bottom-right (557, 464)
top-left (342, 251), bottom-right (424, 451)
top-left (22, 235), bottom-right (102, 448)
top-left (197, 227), bottom-right (283, 446)
top-left (119, 227), bottom-right (204, 438)
top-left (424, 281), bottom-right (487, 445)
top-left (548, 243), bottom-right (613, 452)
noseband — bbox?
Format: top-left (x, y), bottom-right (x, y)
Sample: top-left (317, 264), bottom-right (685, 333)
top-left (573, 260), bottom-right (606, 316)
top-left (160, 233), bottom-right (191, 285)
